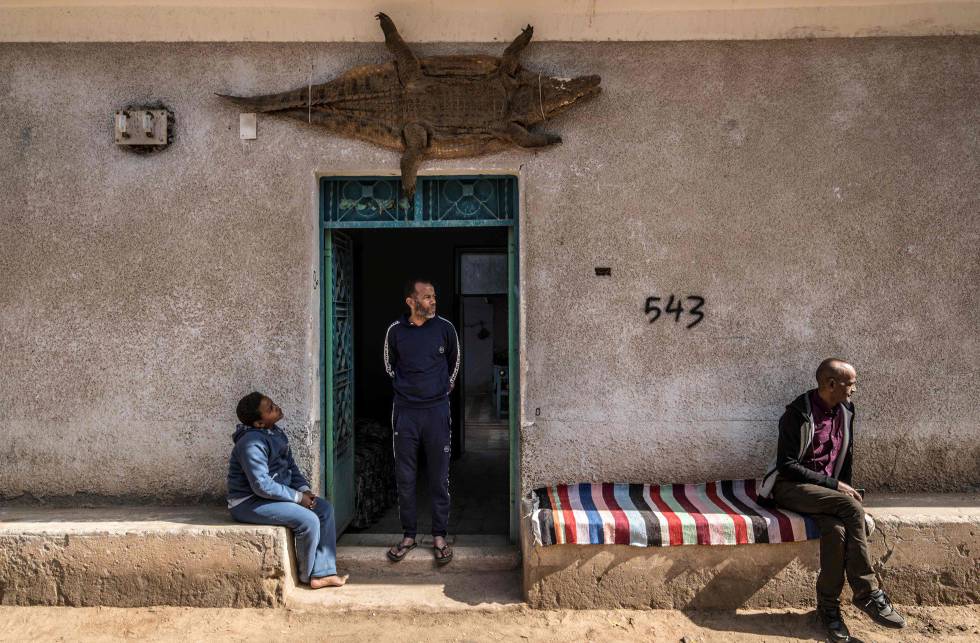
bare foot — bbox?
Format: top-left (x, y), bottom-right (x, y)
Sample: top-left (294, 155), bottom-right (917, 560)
top-left (310, 574), bottom-right (349, 589)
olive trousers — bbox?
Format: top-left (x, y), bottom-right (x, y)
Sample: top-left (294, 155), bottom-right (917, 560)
top-left (772, 479), bottom-right (877, 607)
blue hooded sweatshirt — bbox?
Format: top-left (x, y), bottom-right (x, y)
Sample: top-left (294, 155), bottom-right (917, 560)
top-left (226, 423), bottom-right (310, 508)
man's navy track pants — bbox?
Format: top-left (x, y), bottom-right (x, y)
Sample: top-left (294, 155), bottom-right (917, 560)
top-left (392, 403), bottom-right (451, 538)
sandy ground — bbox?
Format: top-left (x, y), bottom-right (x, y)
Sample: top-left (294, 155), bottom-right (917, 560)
top-left (1, 605), bottom-right (978, 642)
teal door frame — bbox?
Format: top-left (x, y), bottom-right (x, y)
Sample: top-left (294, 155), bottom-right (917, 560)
top-left (319, 175), bottom-right (521, 542)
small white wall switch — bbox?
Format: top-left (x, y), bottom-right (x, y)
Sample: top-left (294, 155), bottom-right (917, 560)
top-left (114, 109), bottom-right (168, 145)
top-left (240, 113), bottom-right (257, 140)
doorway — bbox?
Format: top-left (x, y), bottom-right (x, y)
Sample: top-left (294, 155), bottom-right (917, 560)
top-left (320, 175), bottom-right (519, 541)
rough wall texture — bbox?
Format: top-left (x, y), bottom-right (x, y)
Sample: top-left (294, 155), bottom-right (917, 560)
top-left (517, 36), bottom-right (980, 494)
top-left (0, 37), bottom-right (977, 500)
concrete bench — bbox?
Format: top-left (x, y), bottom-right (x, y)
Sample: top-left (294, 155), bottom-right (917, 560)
top-left (3, 496), bottom-right (976, 610)
top-left (521, 493), bottom-right (980, 609)
top-left (0, 506), bottom-right (522, 608)
top-left (0, 506), bottom-right (291, 607)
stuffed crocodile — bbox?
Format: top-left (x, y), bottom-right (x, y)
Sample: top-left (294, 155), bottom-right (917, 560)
top-left (218, 13), bottom-right (601, 196)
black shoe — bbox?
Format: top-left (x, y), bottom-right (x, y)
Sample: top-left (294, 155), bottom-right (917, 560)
top-left (854, 589), bottom-right (906, 628)
top-left (818, 604), bottom-right (851, 641)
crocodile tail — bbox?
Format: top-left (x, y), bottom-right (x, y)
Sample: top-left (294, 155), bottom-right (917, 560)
top-left (215, 86), bottom-right (314, 112)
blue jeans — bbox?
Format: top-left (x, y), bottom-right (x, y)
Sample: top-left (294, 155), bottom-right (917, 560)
top-left (230, 496), bottom-right (337, 583)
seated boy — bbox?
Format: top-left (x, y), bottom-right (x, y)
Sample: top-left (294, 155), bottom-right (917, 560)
top-left (227, 392), bottom-right (348, 588)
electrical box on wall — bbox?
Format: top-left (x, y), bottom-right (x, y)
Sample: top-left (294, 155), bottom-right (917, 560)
top-left (114, 109), bottom-right (169, 146)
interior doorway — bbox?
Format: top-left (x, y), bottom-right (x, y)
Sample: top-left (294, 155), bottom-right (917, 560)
top-left (346, 229), bottom-right (509, 536)
top-left (320, 175), bottom-right (519, 541)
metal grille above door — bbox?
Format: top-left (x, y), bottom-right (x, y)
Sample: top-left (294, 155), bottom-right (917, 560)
top-left (322, 175), bottom-right (516, 228)
top-left (323, 178), bottom-right (413, 225)
top-left (419, 177), bottom-right (517, 223)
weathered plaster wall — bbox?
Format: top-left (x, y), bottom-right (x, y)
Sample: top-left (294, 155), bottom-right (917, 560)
top-left (0, 37), bottom-right (977, 501)
top-left (517, 37), bottom-right (980, 494)
top-left (3, 1), bottom-right (979, 42)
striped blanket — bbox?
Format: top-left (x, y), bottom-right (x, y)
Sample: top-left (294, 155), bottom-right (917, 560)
top-left (529, 480), bottom-right (819, 547)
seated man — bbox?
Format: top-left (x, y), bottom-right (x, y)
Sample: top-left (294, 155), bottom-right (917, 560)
top-left (227, 392), bottom-right (347, 589)
top-left (760, 358), bottom-right (904, 641)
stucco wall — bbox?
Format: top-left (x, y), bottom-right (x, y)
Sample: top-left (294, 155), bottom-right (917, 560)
top-left (3, 1), bottom-right (979, 42)
top-left (1, 37), bottom-right (977, 501)
top-left (518, 37), bottom-right (979, 494)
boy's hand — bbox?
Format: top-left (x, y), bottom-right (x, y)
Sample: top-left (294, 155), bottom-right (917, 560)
top-left (301, 491), bottom-right (317, 509)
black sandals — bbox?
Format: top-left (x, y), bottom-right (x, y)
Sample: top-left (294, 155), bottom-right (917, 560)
top-left (433, 543), bottom-right (453, 565)
top-left (386, 540), bottom-right (417, 562)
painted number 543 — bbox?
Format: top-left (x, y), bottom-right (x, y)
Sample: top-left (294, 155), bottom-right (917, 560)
top-left (644, 295), bottom-right (705, 329)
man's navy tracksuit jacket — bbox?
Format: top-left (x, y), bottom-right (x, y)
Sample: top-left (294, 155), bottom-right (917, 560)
top-left (384, 314), bottom-right (460, 537)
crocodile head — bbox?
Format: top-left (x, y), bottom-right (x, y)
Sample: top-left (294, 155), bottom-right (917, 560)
top-left (511, 72), bottom-right (602, 126)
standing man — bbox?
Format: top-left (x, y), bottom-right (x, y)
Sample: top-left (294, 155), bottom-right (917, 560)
top-left (760, 358), bottom-right (905, 641)
top-left (383, 278), bottom-right (460, 564)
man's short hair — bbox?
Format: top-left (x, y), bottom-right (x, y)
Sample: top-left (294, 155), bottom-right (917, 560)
top-left (404, 278), bottom-right (432, 299)
top-left (816, 358), bottom-right (851, 385)
top-left (236, 391), bottom-right (265, 426)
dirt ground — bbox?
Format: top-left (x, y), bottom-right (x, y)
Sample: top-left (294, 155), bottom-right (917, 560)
top-left (1, 605), bottom-right (979, 642)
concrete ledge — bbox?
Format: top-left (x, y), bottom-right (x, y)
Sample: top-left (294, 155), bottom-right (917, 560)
top-left (0, 507), bottom-right (291, 608)
top-left (522, 494), bottom-right (980, 609)
top-left (336, 533), bottom-right (520, 575)
top-left (5, 495), bottom-right (976, 610)
top-left (0, 507), bottom-right (523, 609)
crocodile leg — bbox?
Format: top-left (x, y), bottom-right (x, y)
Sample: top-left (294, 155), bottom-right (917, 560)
top-left (501, 25), bottom-right (533, 76)
top-left (376, 12), bottom-right (422, 85)
top-left (504, 122), bottom-right (561, 148)
top-left (399, 123), bottom-right (429, 196)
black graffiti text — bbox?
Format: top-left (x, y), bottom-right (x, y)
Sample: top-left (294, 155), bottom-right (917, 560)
top-left (644, 295), bottom-right (705, 329)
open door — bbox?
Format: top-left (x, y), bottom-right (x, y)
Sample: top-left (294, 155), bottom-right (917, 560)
top-left (325, 230), bottom-right (355, 532)
top-left (455, 248), bottom-right (510, 461)
top-left (320, 174), bottom-right (518, 539)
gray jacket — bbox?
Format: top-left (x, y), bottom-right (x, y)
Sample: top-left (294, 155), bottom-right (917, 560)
top-left (759, 390), bottom-right (854, 498)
